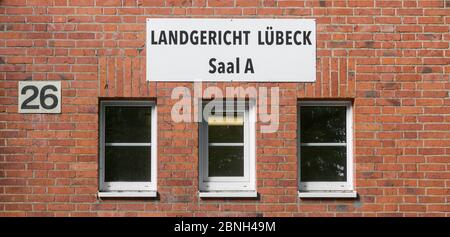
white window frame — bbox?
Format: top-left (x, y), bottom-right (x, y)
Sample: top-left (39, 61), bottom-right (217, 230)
top-left (298, 101), bottom-right (354, 192)
top-left (99, 101), bottom-right (157, 194)
top-left (199, 100), bottom-right (256, 193)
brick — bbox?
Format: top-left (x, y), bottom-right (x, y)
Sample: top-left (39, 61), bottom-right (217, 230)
top-left (236, 0), bottom-right (260, 7)
top-left (95, 0), bottom-right (121, 6)
top-left (140, 0), bottom-right (165, 6)
top-left (69, 0), bottom-right (94, 6)
top-left (208, 0), bottom-right (234, 7)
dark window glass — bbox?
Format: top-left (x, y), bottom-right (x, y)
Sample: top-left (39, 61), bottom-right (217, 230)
top-left (300, 106), bottom-right (346, 143)
top-left (208, 146), bottom-right (244, 177)
top-left (105, 106), bottom-right (152, 143)
top-left (105, 146), bottom-right (151, 182)
top-left (208, 125), bottom-right (243, 143)
top-left (300, 146), bottom-right (346, 182)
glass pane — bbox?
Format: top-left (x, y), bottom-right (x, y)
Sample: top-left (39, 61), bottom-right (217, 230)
top-left (208, 146), bottom-right (244, 177)
top-left (105, 146), bottom-right (151, 182)
top-left (105, 106), bottom-right (152, 143)
top-left (300, 106), bottom-right (346, 143)
top-left (207, 101), bottom-right (246, 113)
top-left (300, 146), bottom-right (346, 182)
top-left (208, 125), bottom-right (243, 143)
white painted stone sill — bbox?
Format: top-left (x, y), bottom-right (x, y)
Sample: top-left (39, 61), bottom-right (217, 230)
top-left (298, 191), bottom-right (357, 198)
top-left (199, 191), bottom-right (258, 198)
top-left (98, 191), bottom-right (157, 198)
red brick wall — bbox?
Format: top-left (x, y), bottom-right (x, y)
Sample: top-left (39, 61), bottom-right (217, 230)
top-left (0, 0), bottom-right (449, 217)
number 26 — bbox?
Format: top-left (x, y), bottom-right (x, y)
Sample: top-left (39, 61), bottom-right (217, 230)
top-left (21, 85), bottom-right (59, 110)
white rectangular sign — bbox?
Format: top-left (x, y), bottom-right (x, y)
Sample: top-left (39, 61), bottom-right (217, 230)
top-left (18, 81), bottom-right (61, 114)
top-left (146, 18), bottom-right (316, 82)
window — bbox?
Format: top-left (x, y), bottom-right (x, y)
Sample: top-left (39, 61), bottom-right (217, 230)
top-left (298, 101), bottom-right (355, 198)
top-left (99, 101), bottom-right (157, 197)
top-left (199, 100), bottom-right (256, 197)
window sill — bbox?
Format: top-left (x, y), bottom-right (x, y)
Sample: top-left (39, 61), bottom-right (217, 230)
top-left (98, 191), bottom-right (157, 198)
top-left (199, 191), bottom-right (258, 198)
top-left (298, 191), bottom-right (357, 198)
